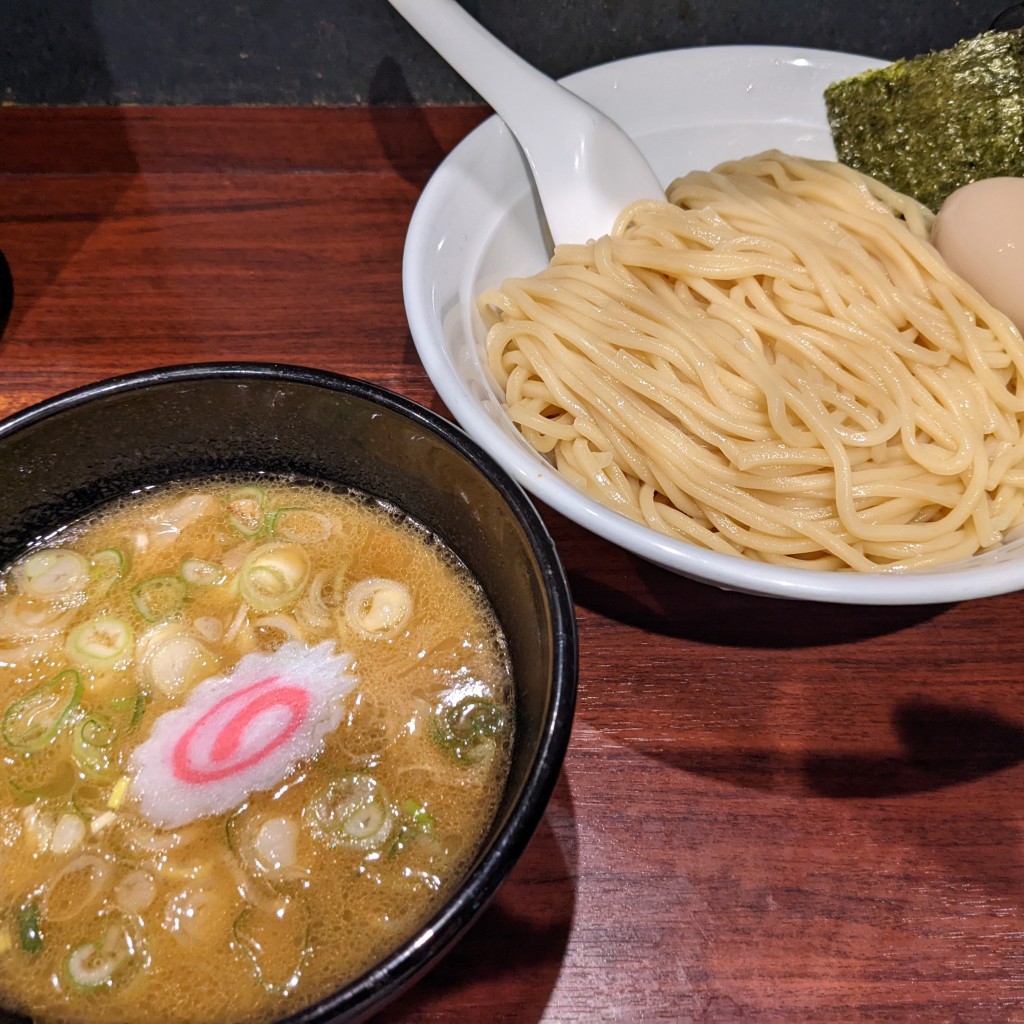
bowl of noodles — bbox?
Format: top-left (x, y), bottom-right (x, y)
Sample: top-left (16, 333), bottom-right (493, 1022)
top-left (0, 363), bottom-right (577, 1023)
top-left (403, 44), bottom-right (1024, 604)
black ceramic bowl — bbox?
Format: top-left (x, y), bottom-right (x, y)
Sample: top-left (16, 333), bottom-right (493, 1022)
top-left (0, 363), bottom-right (577, 1023)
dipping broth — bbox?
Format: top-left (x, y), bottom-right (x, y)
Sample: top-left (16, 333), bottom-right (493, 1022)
top-left (0, 480), bottom-right (514, 1024)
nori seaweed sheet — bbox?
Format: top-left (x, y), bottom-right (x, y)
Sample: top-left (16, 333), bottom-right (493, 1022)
top-left (825, 29), bottom-right (1024, 212)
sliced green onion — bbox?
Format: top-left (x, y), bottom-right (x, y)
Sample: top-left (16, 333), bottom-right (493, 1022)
top-left (388, 799), bottom-right (436, 860)
top-left (304, 773), bottom-right (393, 850)
top-left (180, 558), bottom-right (225, 587)
top-left (228, 812), bottom-right (303, 882)
top-left (72, 781), bottom-right (113, 819)
top-left (233, 897), bottom-right (309, 996)
top-left (432, 696), bottom-right (507, 765)
top-left (239, 542), bottom-right (310, 612)
top-left (142, 632), bottom-right (216, 697)
top-left (66, 616), bottom-right (133, 670)
top-left (343, 578), bottom-right (412, 639)
top-left (110, 691), bottom-right (146, 732)
top-left (8, 759), bottom-right (76, 804)
top-left (113, 870), bottom-right (156, 915)
top-left (17, 902), bottom-right (43, 954)
top-left (79, 715), bottom-right (114, 748)
top-left (89, 548), bottom-right (127, 592)
top-left (106, 775), bottom-right (130, 811)
top-left (226, 485), bottom-right (267, 537)
top-left (43, 855), bottom-right (112, 921)
top-left (70, 692), bottom-right (142, 782)
top-left (0, 594), bottom-right (76, 642)
top-left (17, 549), bottom-right (90, 598)
top-left (400, 798), bottom-right (435, 830)
top-left (65, 922), bottom-right (134, 990)
top-left (269, 507), bottom-right (332, 545)
top-left (72, 713), bottom-right (115, 776)
top-left (2, 670), bottom-right (82, 752)
top-left (131, 575), bottom-right (187, 622)
top-left (50, 811), bottom-right (87, 855)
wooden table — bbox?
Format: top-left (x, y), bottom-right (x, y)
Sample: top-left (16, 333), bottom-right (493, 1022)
top-left (2, 107), bottom-right (1024, 1024)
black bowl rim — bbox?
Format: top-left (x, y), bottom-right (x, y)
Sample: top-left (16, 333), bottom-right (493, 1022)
top-left (0, 361), bottom-right (579, 1023)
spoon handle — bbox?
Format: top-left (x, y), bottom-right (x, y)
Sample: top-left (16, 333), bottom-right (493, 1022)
top-left (388, 0), bottom-right (662, 245)
top-left (389, 0), bottom-right (572, 127)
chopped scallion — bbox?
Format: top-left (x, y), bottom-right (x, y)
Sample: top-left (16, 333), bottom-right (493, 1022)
top-left (239, 542), bottom-right (310, 612)
top-left (17, 902), bottom-right (43, 954)
top-left (8, 759), bottom-right (76, 804)
top-left (233, 897), bottom-right (309, 996)
top-left (89, 548), bottom-right (127, 592)
top-left (72, 713), bottom-right (115, 776)
top-left (269, 507), bottom-right (332, 545)
top-left (18, 549), bottom-right (90, 598)
top-left (304, 773), bottom-right (393, 850)
top-left (2, 670), bottom-right (82, 752)
top-left (131, 575), bottom-right (187, 622)
top-left (180, 558), bottom-right (225, 587)
top-left (65, 923), bottom-right (134, 989)
top-left (107, 775), bottom-right (130, 811)
top-left (110, 691), bottom-right (146, 732)
top-left (388, 799), bottom-right (435, 860)
top-left (226, 485), bottom-right (267, 537)
top-left (432, 696), bottom-right (507, 765)
top-left (66, 616), bottom-right (133, 670)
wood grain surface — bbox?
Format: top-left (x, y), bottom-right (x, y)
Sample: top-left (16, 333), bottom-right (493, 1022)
top-left (2, 107), bottom-right (1024, 1024)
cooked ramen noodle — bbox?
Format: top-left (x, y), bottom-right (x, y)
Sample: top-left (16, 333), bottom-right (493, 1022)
top-left (0, 480), bottom-right (513, 1024)
top-left (481, 150), bottom-right (1024, 571)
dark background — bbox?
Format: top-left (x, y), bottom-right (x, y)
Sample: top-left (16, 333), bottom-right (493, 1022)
top-left (1, 0), bottom-right (1021, 107)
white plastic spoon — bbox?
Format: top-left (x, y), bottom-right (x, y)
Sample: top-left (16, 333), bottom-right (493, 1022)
top-left (388, 0), bottom-right (665, 246)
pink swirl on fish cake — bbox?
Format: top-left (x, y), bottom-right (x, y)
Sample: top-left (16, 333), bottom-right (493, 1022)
top-left (131, 641), bottom-right (357, 828)
top-left (171, 676), bottom-right (311, 784)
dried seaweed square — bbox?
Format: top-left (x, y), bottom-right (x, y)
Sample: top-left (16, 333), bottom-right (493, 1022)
top-left (825, 29), bottom-right (1024, 211)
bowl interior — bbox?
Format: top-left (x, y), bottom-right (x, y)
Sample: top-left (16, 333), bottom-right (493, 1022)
top-left (403, 45), bottom-right (1024, 604)
top-left (0, 364), bottom-right (577, 1023)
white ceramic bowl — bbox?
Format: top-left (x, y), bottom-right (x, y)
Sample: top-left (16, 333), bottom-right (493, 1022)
top-left (403, 44), bottom-right (1024, 605)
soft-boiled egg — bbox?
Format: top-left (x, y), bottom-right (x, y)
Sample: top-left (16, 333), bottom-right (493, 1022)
top-left (932, 177), bottom-right (1024, 334)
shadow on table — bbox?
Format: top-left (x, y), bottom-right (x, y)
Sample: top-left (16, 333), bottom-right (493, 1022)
top-left (377, 772), bottom-right (578, 1022)
top-left (368, 57), bottom-right (452, 192)
top-left (803, 698), bottom-right (1024, 797)
top-left (554, 514), bottom-right (1024, 796)
top-left (643, 698), bottom-right (1024, 912)
top-left (644, 698), bottom-right (1024, 798)
top-left (0, 5), bottom-right (139, 342)
top-left (551, 511), bottom-right (946, 647)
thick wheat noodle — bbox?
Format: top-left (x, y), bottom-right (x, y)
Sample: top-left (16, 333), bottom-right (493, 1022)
top-left (481, 151), bottom-right (1024, 571)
